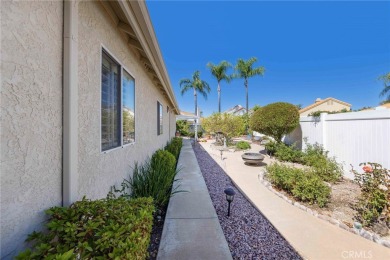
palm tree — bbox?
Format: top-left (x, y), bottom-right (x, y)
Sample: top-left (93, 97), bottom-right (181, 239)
top-left (234, 57), bottom-right (265, 118)
top-left (379, 72), bottom-right (390, 101)
top-left (179, 70), bottom-right (210, 116)
top-left (207, 61), bottom-right (232, 113)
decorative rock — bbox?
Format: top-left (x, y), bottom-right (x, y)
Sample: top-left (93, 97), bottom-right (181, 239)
top-left (318, 214), bottom-right (331, 222)
top-left (299, 205), bottom-right (307, 211)
top-left (306, 208), bottom-right (313, 215)
top-left (360, 229), bottom-right (373, 241)
top-left (294, 202), bottom-right (301, 207)
top-left (193, 143), bottom-right (301, 259)
top-left (339, 222), bottom-right (350, 231)
top-left (329, 218), bottom-right (339, 226)
top-left (380, 240), bottom-right (390, 248)
top-left (373, 234), bottom-right (381, 243)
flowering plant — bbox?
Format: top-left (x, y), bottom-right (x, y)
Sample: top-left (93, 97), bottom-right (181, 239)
top-left (351, 162), bottom-right (390, 227)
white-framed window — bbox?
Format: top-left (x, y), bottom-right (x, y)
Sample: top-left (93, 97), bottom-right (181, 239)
top-left (157, 101), bottom-right (163, 135)
top-left (101, 48), bottom-right (135, 152)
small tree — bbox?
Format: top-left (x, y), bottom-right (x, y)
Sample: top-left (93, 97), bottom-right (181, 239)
top-left (202, 113), bottom-right (245, 141)
top-left (250, 102), bottom-right (299, 142)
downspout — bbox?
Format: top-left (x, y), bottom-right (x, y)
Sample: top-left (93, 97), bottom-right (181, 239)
top-left (63, 0), bottom-right (79, 206)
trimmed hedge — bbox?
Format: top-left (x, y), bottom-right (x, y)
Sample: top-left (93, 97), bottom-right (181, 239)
top-left (266, 163), bottom-right (331, 207)
top-left (250, 102), bottom-right (299, 142)
top-left (16, 197), bottom-right (154, 260)
top-left (165, 137), bottom-right (183, 161)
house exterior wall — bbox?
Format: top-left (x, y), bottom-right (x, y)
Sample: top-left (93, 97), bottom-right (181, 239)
top-left (1, 1), bottom-right (64, 258)
top-left (77, 1), bottom-right (174, 199)
top-left (300, 101), bottom-right (350, 116)
top-left (1, 1), bottom-right (177, 258)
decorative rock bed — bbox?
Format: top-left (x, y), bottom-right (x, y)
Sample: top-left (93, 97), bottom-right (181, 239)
top-left (193, 143), bottom-right (302, 259)
top-left (257, 170), bottom-right (390, 248)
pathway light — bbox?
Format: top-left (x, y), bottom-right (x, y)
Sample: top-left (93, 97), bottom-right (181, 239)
top-left (224, 188), bottom-right (236, 217)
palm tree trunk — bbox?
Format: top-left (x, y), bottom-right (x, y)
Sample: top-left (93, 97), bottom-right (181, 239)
top-left (194, 88), bottom-right (197, 116)
top-left (217, 82), bottom-right (221, 113)
top-left (245, 78), bottom-right (249, 135)
top-left (245, 78), bottom-right (249, 116)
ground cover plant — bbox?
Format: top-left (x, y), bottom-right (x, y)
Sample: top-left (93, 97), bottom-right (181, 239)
top-left (352, 163), bottom-right (390, 227)
top-left (235, 140), bottom-right (251, 150)
top-left (16, 197), bottom-right (154, 260)
top-left (266, 163), bottom-right (331, 207)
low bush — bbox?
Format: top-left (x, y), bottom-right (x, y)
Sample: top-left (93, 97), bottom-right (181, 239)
top-left (264, 140), bottom-right (279, 156)
top-left (111, 138), bottom-right (183, 207)
top-left (274, 143), bottom-right (304, 163)
top-left (266, 163), bottom-right (331, 207)
top-left (352, 162), bottom-right (390, 227)
top-left (236, 141), bottom-right (251, 150)
top-left (165, 137), bottom-right (183, 161)
top-left (151, 149), bottom-right (176, 173)
top-left (127, 152), bottom-right (178, 208)
top-left (266, 141), bottom-right (342, 183)
top-left (16, 197), bottom-right (154, 260)
top-left (189, 131), bottom-right (203, 139)
top-left (302, 143), bottom-right (342, 183)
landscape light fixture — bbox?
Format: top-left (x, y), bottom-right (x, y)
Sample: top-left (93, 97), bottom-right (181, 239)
top-left (224, 188), bottom-right (236, 217)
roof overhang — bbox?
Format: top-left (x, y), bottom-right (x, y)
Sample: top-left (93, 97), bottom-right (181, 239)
top-left (100, 0), bottom-right (180, 114)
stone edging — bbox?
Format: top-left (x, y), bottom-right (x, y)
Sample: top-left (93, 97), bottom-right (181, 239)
top-left (257, 171), bottom-right (390, 249)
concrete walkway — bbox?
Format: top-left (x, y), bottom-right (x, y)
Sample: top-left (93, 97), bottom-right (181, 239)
top-left (157, 140), bottom-right (232, 260)
top-left (199, 140), bottom-right (390, 260)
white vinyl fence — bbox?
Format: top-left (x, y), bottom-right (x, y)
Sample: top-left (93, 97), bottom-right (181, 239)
top-left (284, 110), bottom-right (390, 179)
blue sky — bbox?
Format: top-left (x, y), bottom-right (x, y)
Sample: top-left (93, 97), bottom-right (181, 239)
top-left (147, 1), bottom-right (390, 116)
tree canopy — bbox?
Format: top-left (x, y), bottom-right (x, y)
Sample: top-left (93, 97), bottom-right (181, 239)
top-left (250, 102), bottom-right (299, 142)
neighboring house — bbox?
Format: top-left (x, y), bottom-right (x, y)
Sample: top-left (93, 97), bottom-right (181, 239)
top-left (224, 105), bottom-right (247, 116)
top-left (377, 102), bottom-right (390, 110)
top-left (1, 1), bottom-right (179, 258)
top-left (299, 97), bottom-right (351, 116)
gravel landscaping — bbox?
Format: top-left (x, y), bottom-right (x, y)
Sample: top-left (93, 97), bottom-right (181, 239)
top-left (193, 143), bottom-right (302, 260)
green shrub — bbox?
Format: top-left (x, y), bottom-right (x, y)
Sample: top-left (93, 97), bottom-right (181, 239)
top-left (264, 140), bottom-right (279, 156)
top-left (352, 162), bottom-right (390, 227)
top-left (302, 142), bottom-right (342, 183)
top-left (236, 141), bottom-right (251, 150)
top-left (274, 143), bottom-right (304, 163)
top-left (267, 140), bottom-right (342, 183)
top-left (292, 173), bottom-right (331, 207)
top-left (250, 102), bottom-right (299, 142)
top-left (16, 197), bottom-right (154, 260)
top-left (266, 163), bottom-right (331, 207)
top-left (151, 149), bottom-right (176, 173)
top-left (165, 137), bottom-right (183, 160)
top-left (176, 120), bottom-right (190, 136)
top-left (189, 131), bottom-right (203, 138)
top-left (128, 152), bottom-right (178, 208)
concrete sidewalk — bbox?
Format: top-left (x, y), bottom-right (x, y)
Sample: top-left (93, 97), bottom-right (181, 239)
top-left (199, 140), bottom-right (390, 260)
top-left (157, 139), bottom-right (232, 260)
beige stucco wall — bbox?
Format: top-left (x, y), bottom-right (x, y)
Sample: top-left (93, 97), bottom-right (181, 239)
top-left (77, 1), bottom-right (175, 200)
top-left (1, 1), bottom-right (63, 258)
top-left (300, 101), bottom-right (350, 116)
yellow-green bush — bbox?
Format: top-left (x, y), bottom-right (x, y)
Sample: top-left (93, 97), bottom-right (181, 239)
top-left (16, 197), bottom-right (154, 260)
